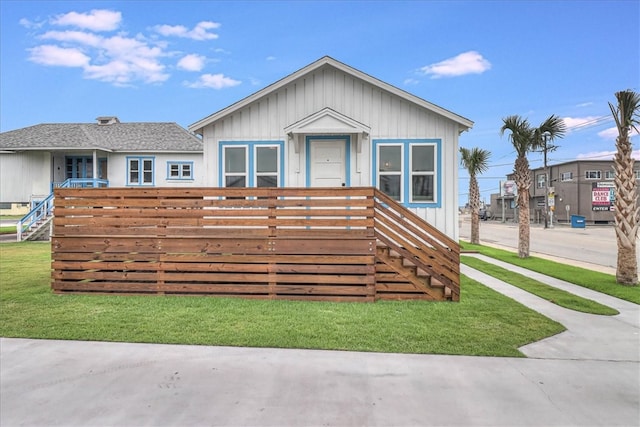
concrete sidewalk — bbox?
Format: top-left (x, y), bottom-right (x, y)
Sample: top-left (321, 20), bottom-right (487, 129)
top-left (2, 259), bottom-right (639, 426)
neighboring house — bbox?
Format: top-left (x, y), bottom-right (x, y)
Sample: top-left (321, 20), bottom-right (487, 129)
top-left (490, 159), bottom-right (640, 225)
top-left (189, 56), bottom-right (473, 241)
top-left (0, 116), bottom-right (203, 215)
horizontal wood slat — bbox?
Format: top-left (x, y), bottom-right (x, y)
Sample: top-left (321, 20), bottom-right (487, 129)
top-left (51, 187), bottom-right (459, 301)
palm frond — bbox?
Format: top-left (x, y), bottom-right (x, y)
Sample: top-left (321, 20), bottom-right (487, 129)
top-left (500, 115), bottom-right (533, 157)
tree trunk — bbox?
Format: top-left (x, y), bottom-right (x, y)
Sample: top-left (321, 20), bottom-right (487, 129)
top-left (614, 128), bottom-right (639, 285)
top-left (514, 156), bottom-right (531, 258)
top-left (470, 177), bottom-right (480, 244)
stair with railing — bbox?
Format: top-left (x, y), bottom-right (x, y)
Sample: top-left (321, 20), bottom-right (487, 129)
top-left (17, 178), bottom-right (108, 241)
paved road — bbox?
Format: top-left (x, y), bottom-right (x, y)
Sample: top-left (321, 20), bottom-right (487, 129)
top-left (459, 215), bottom-right (630, 275)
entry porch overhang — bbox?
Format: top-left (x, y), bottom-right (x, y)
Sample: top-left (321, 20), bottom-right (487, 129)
top-left (285, 108), bottom-right (370, 153)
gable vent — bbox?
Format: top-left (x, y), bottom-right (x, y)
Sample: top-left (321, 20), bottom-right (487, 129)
top-left (96, 116), bottom-right (120, 125)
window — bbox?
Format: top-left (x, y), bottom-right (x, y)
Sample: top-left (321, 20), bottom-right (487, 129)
top-left (377, 145), bottom-right (402, 201)
top-left (219, 141), bottom-right (283, 187)
top-left (167, 162), bottom-right (193, 180)
top-left (536, 174), bottom-right (546, 189)
top-left (604, 170), bottom-right (615, 180)
top-left (561, 172), bottom-right (573, 182)
top-left (128, 157), bottom-right (154, 185)
top-left (410, 144), bottom-right (435, 202)
top-left (585, 170), bottom-right (601, 180)
top-left (255, 146), bottom-right (278, 187)
top-left (636, 170), bottom-right (640, 180)
top-left (373, 139), bottom-right (439, 206)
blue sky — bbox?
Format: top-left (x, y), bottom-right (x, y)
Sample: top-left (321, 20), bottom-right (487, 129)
top-left (1, 0), bottom-right (638, 206)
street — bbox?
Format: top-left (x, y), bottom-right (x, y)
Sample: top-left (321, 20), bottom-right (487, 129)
top-left (458, 215), bottom-right (631, 275)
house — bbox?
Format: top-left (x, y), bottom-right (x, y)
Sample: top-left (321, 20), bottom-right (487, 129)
top-left (0, 116), bottom-right (203, 215)
top-left (490, 159), bottom-right (640, 225)
top-left (189, 56), bottom-right (473, 241)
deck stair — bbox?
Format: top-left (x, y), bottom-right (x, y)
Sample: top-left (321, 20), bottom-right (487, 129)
top-left (375, 244), bottom-right (447, 300)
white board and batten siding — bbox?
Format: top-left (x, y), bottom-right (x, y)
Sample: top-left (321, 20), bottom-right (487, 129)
top-left (191, 57), bottom-right (472, 241)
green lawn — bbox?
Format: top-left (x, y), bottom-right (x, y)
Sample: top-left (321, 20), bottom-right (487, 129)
top-left (0, 226), bottom-right (16, 235)
top-left (460, 242), bottom-right (640, 304)
top-left (0, 242), bottom-right (564, 357)
top-left (0, 215), bottom-right (20, 235)
top-left (461, 256), bottom-right (619, 315)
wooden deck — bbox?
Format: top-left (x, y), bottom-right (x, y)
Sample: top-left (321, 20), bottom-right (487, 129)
top-left (51, 187), bottom-right (460, 301)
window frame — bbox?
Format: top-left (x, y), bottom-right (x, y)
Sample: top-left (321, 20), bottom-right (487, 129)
top-left (536, 174), bottom-right (546, 189)
top-left (585, 170), bottom-right (601, 180)
top-left (167, 161), bottom-right (194, 181)
top-left (604, 170), bottom-right (615, 180)
top-left (560, 171), bottom-right (573, 182)
top-left (372, 139), bottom-right (441, 207)
top-left (127, 156), bottom-right (155, 186)
top-left (409, 143), bottom-right (436, 203)
top-left (219, 141), bottom-right (284, 188)
top-left (376, 143), bottom-right (404, 202)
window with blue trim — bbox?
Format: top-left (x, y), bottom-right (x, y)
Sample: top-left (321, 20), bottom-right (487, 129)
top-left (374, 140), bottom-right (439, 205)
top-left (167, 162), bottom-right (193, 180)
top-left (127, 157), bottom-right (154, 185)
top-left (220, 142), bottom-right (283, 188)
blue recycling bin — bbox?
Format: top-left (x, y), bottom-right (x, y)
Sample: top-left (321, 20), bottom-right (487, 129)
top-left (570, 215), bottom-right (586, 228)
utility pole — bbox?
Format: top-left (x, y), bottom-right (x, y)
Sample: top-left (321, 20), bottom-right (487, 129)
top-left (538, 132), bottom-right (558, 229)
top-left (543, 133), bottom-right (549, 229)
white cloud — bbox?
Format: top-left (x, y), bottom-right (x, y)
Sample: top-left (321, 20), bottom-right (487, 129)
top-left (598, 126), bottom-right (640, 140)
top-left (177, 54), bottom-right (205, 71)
top-left (404, 78), bottom-right (420, 85)
top-left (562, 116), bottom-right (602, 132)
top-left (154, 21), bottom-right (220, 40)
top-left (51, 9), bottom-right (121, 32)
top-left (29, 30), bottom-right (169, 85)
top-left (22, 10), bottom-right (235, 86)
top-left (186, 73), bottom-right (241, 89)
top-left (266, 56), bottom-right (276, 61)
top-left (577, 149), bottom-right (640, 160)
top-left (420, 51), bottom-right (491, 78)
top-left (41, 30), bottom-right (102, 47)
top-left (28, 45), bottom-right (90, 67)
top-left (19, 18), bottom-right (43, 30)
top-left (576, 102), bottom-right (594, 108)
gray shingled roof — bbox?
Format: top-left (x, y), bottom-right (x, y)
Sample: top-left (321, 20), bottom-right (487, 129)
top-left (0, 122), bottom-right (203, 152)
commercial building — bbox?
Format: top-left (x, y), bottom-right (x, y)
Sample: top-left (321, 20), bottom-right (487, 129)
top-left (490, 159), bottom-right (640, 225)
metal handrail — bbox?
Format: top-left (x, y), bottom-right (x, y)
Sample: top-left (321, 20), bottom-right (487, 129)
top-left (18, 178), bottom-right (108, 241)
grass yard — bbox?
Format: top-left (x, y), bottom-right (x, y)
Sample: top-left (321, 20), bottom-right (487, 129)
top-left (0, 242), bottom-right (564, 357)
top-left (461, 242), bottom-right (640, 304)
top-left (461, 256), bottom-right (619, 315)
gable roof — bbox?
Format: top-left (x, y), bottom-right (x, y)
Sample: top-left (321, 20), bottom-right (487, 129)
top-left (189, 56), bottom-right (473, 134)
top-left (0, 121), bottom-right (202, 152)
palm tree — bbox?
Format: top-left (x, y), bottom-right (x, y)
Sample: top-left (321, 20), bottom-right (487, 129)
top-left (500, 115), bottom-right (566, 258)
top-left (609, 90), bottom-right (640, 285)
top-left (532, 115), bottom-right (567, 228)
top-left (501, 115), bottom-right (534, 258)
top-left (460, 147), bottom-right (491, 244)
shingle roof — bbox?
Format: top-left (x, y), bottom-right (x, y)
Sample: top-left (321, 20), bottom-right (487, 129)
top-left (0, 122), bottom-right (203, 152)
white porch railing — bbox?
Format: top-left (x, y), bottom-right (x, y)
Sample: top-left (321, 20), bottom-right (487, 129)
top-left (17, 178), bottom-right (108, 241)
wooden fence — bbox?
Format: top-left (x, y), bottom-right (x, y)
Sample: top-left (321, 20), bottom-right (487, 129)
top-left (51, 187), bottom-right (459, 301)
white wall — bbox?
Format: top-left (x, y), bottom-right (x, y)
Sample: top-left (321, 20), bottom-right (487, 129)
top-left (200, 65), bottom-right (463, 240)
top-left (0, 151), bottom-right (51, 204)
